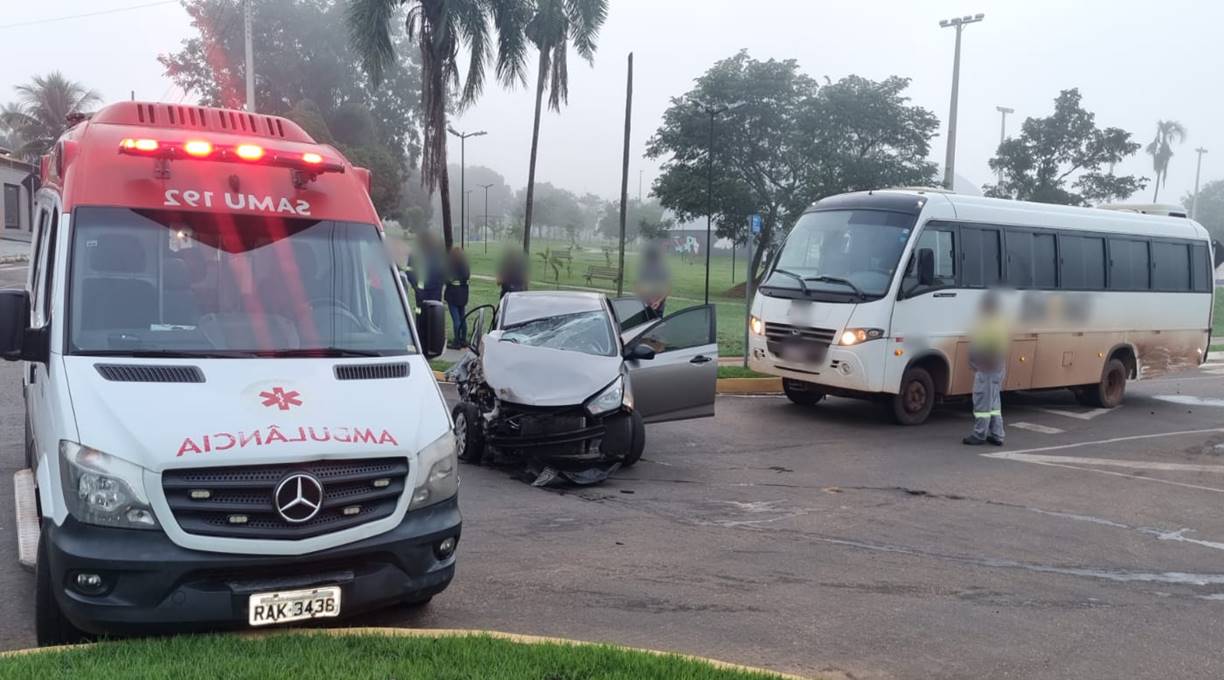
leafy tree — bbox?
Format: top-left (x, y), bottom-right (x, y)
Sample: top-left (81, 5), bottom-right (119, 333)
top-left (348, 0), bottom-right (528, 250)
top-left (648, 51), bottom-right (938, 283)
top-left (1146, 119), bottom-right (1187, 202)
top-left (398, 167), bottom-right (433, 232)
top-left (514, 182), bottom-right (583, 241)
top-left (161, 0), bottom-right (420, 217)
top-left (1183, 180), bottom-right (1224, 244)
top-left (435, 164), bottom-right (514, 243)
top-left (984, 89), bottom-right (1146, 206)
top-left (520, 0), bottom-right (608, 255)
top-left (597, 199), bottom-right (672, 242)
top-left (0, 72), bottom-right (101, 159)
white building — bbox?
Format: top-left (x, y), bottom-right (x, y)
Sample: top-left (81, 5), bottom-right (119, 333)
top-left (0, 152), bottom-right (36, 242)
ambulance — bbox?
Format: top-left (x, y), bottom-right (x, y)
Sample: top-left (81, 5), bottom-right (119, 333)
top-left (3, 102), bottom-right (459, 645)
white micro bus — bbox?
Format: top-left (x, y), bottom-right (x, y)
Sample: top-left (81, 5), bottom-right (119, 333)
top-left (747, 190), bottom-right (1216, 424)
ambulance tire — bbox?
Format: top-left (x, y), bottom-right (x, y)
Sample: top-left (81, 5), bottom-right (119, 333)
top-left (452, 403), bottom-right (485, 465)
top-left (621, 411), bottom-right (646, 468)
top-left (402, 595), bottom-right (434, 608)
top-left (35, 538), bottom-right (84, 647)
top-left (24, 418), bottom-right (33, 471)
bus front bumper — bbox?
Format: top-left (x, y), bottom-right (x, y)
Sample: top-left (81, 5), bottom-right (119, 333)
top-left (44, 496), bottom-right (460, 636)
top-left (748, 335), bottom-right (883, 394)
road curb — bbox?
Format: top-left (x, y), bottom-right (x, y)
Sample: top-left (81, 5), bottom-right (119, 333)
top-left (0, 627), bottom-right (818, 678)
top-left (435, 371), bottom-right (784, 395)
top-left (0, 255), bottom-right (28, 265)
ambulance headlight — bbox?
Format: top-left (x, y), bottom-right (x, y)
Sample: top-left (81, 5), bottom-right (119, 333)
top-left (586, 376), bottom-right (625, 417)
top-left (409, 432), bottom-right (458, 510)
top-left (59, 441), bottom-right (159, 530)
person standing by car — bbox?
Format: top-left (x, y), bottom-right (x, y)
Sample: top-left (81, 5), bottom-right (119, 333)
top-left (445, 247), bottom-right (471, 348)
top-left (497, 248), bottom-right (527, 298)
top-left (635, 241), bottom-right (672, 317)
top-left (416, 231), bottom-right (446, 305)
top-left (963, 291), bottom-right (1009, 446)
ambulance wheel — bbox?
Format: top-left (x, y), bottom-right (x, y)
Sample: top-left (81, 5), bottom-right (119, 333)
top-left (1078, 358), bottom-right (1127, 409)
top-left (452, 403), bottom-right (484, 464)
top-left (891, 366), bottom-right (935, 426)
top-left (24, 418), bottom-right (34, 471)
top-left (403, 595), bottom-right (433, 608)
top-left (621, 411), bottom-right (646, 468)
top-left (782, 378), bottom-right (825, 406)
top-left (35, 537), bottom-right (84, 647)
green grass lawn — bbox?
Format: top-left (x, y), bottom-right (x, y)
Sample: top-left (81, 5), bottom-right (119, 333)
top-left (0, 633), bottom-right (786, 680)
top-left (400, 235), bottom-right (754, 356)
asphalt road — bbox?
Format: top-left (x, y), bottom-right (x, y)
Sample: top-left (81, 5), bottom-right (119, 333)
top-left (3, 256), bottom-right (1224, 678)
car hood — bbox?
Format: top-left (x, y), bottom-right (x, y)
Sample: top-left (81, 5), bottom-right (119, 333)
top-left (62, 354), bottom-right (450, 472)
top-left (480, 336), bottom-right (622, 407)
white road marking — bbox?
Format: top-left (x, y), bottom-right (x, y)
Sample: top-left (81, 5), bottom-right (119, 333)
top-left (1154, 394), bottom-right (1224, 408)
top-left (1036, 407), bottom-right (1115, 421)
top-left (983, 427), bottom-right (1224, 456)
top-left (984, 451), bottom-right (1224, 473)
top-left (1010, 422), bottom-right (1065, 435)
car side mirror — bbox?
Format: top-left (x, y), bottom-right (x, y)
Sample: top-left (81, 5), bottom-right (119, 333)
top-left (0, 289), bottom-right (34, 362)
top-left (916, 248), bottom-right (936, 287)
top-left (624, 343), bottom-right (655, 361)
top-left (416, 300), bottom-right (446, 359)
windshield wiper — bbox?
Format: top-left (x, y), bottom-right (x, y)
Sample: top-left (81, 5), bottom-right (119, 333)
top-left (256, 348), bottom-right (386, 358)
top-left (78, 349), bottom-right (257, 358)
top-left (770, 268), bottom-right (810, 295)
top-left (804, 275), bottom-right (867, 300)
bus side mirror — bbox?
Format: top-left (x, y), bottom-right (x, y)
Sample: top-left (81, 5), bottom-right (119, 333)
top-left (916, 248), bottom-right (936, 286)
top-left (0, 289), bottom-right (31, 362)
top-left (417, 300), bottom-right (447, 359)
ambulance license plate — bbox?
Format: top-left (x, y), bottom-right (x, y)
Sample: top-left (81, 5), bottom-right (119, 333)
top-left (248, 586), bottom-right (341, 626)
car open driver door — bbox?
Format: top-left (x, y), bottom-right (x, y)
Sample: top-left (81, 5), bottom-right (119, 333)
top-left (624, 304), bottom-right (717, 423)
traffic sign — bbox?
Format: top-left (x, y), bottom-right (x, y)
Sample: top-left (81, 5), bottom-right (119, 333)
top-left (750, 213), bottom-right (762, 234)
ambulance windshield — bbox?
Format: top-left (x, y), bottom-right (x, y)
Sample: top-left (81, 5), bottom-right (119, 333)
top-left (66, 207), bottom-right (415, 357)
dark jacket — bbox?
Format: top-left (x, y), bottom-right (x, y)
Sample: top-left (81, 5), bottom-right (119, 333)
top-left (444, 259), bottom-right (470, 307)
top-left (416, 248), bottom-right (445, 301)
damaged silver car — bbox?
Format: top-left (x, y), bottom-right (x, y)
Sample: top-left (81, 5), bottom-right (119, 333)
top-left (448, 291), bottom-right (717, 485)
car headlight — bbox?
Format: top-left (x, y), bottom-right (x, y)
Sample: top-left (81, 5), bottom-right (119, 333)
top-left (749, 315), bottom-right (764, 336)
top-left (59, 441), bottom-right (158, 529)
top-left (839, 328), bottom-right (886, 346)
top-left (409, 432), bottom-right (458, 510)
top-left (586, 376), bottom-right (625, 416)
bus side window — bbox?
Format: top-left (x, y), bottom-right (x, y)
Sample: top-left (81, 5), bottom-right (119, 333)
top-left (961, 227), bottom-right (1001, 288)
top-left (906, 227), bottom-right (955, 292)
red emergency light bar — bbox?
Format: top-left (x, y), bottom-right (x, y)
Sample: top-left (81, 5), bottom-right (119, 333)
top-left (118, 137), bottom-right (344, 174)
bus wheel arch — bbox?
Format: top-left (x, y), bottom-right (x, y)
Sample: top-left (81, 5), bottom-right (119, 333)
top-left (1107, 343), bottom-right (1138, 379)
top-left (1075, 345), bottom-right (1133, 409)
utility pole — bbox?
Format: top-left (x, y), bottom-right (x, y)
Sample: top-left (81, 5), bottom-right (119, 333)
top-left (479, 183), bottom-right (495, 254)
top-left (616, 53), bottom-right (633, 296)
top-left (243, 0), bottom-right (255, 112)
top-left (465, 189), bottom-right (474, 248)
top-left (995, 105), bottom-right (1013, 185)
top-left (690, 99), bottom-right (742, 304)
top-left (638, 169), bottom-right (643, 203)
top-left (939, 13), bottom-right (985, 190)
top-left (447, 128), bottom-right (486, 250)
top-left (1192, 147), bottom-right (1208, 219)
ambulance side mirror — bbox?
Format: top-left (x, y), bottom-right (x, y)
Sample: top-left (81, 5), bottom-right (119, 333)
top-left (0, 289), bottom-right (39, 363)
top-left (417, 300), bottom-right (447, 360)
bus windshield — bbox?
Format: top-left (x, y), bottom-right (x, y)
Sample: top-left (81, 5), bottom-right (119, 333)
top-left (67, 206), bottom-right (414, 357)
top-left (765, 210), bottom-right (917, 301)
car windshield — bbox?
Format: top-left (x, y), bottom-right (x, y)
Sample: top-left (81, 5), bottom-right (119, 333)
top-left (67, 206), bottom-right (414, 357)
top-left (766, 209), bottom-right (917, 300)
top-left (500, 309), bottom-right (616, 357)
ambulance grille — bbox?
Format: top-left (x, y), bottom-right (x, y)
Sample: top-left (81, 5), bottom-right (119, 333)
top-left (162, 458), bottom-right (409, 540)
top-left (334, 362), bottom-right (409, 381)
top-left (95, 364), bottom-right (205, 383)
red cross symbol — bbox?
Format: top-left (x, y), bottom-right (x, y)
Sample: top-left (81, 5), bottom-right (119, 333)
top-left (259, 387), bottom-right (302, 411)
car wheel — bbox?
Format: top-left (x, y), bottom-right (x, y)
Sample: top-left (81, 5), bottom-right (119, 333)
top-left (1080, 358), bottom-right (1128, 409)
top-left (35, 537), bottom-right (84, 647)
top-left (452, 403), bottom-right (485, 465)
top-left (891, 366), bottom-right (935, 425)
top-left (782, 378), bottom-right (825, 406)
top-left (621, 410), bottom-right (646, 468)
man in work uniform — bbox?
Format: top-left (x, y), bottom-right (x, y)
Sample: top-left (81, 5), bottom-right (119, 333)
top-left (963, 291), bottom-right (1008, 446)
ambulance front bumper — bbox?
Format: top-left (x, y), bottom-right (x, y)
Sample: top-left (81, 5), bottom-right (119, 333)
top-left (44, 496), bottom-right (460, 635)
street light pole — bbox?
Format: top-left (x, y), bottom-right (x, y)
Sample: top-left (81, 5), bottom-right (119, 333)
top-left (691, 99), bottom-right (741, 305)
top-left (1192, 147), bottom-right (1208, 219)
top-left (479, 183), bottom-right (495, 254)
top-left (447, 128), bottom-right (486, 250)
top-left (939, 13), bottom-right (985, 190)
top-left (995, 105), bottom-right (1013, 184)
top-left (465, 190), bottom-right (474, 248)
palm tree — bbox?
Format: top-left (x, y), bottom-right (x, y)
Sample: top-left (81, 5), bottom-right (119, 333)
top-left (0, 72), bottom-right (101, 160)
top-left (520, 0), bottom-right (608, 255)
top-left (347, 0), bottom-right (528, 250)
top-left (1146, 120), bottom-right (1187, 202)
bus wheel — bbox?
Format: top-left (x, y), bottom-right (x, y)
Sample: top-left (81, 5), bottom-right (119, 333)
top-left (452, 403), bottom-right (485, 464)
top-left (891, 367), bottom-right (935, 425)
top-left (782, 379), bottom-right (825, 406)
top-left (1079, 358), bottom-right (1128, 409)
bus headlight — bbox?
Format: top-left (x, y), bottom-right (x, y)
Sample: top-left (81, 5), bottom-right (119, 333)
top-left (60, 441), bottom-right (159, 530)
top-left (409, 432), bottom-right (459, 510)
top-left (839, 328), bottom-right (885, 346)
top-left (749, 315), bottom-right (764, 335)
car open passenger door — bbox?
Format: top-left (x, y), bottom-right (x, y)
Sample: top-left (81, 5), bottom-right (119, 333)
top-left (624, 304), bottom-right (717, 423)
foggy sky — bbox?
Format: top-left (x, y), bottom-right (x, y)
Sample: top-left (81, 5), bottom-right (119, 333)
top-left (1, 0), bottom-right (1219, 208)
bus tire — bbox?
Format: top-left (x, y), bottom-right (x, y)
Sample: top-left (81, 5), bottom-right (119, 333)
top-left (891, 366), bottom-right (935, 425)
top-left (1080, 358), bottom-right (1128, 409)
top-left (782, 378), bottom-right (825, 406)
top-left (452, 403), bottom-right (485, 464)
top-left (35, 537), bottom-right (84, 647)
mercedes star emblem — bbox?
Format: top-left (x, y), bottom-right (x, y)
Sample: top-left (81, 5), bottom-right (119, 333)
top-left (274, 473), bottom-right (324, 523)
